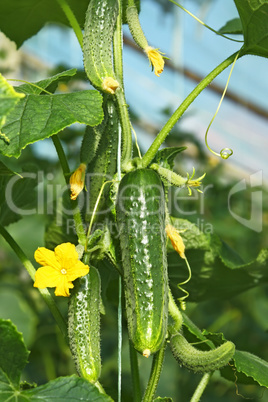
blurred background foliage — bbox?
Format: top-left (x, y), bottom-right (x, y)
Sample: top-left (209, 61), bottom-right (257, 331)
top-left (0, 0), bottom-right (267, 401)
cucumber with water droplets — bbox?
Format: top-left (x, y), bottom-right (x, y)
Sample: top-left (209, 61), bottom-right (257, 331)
top-left (116, 168), bottom-right (169, 357)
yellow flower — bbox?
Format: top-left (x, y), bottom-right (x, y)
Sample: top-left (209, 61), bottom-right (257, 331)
top-left (70, 163), bottom-right (86, 201)
top-left (145, 46), bottom-right (165, 77)
top-left (166, 224), bottom-right (185, 259)
top-left (101, 77), bottom-right (120, 94)
top-left (33, 243), bottom-right (89, 297)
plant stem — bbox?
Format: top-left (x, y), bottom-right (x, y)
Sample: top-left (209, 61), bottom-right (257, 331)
top-left (52, 135), bottom-right (87, 246)
top-left (190, 373), bottom-right (212, 402)
top-left (168, 288), bottom-right (183, 332)
top-left (115, 88), bottom-right (132, 168)
top-left (118, 276), bottom-right (122, 402)
top-left (141, 50), bottom-right (242, 168)
top-left (0, 224), bottom-right (68, 342)
top-left (129, 340), bottom-right (142, 402)
top-left (142, 342), bottom-right (166, 402)
top-left (113, 0), bottom-right (132, 169)
top-left (56, 0), bottom-right (83, 49)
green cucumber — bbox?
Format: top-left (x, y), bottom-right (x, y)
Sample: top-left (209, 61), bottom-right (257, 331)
top-left (116, 168), bottom-right (169, 357)
top-left (170, 332), bottom-right (235, 373)
top-left (85, 98), bottom-right (119, 222)
top-left (68, 266), bottom-right (101, 383)
top-left (83, 0), bottom-right (119, 93)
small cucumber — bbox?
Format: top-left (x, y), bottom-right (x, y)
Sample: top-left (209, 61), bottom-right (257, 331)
top-left (68, 266), bottom-right (101, 383)
top-left (170, 332), bottom-right (235, 373)
top-left (83, 0), bottom-right (119, 93)
top-left (85, 97), bottom-right (119, 222)
top-left (116, 168), bottom-right (169, 357)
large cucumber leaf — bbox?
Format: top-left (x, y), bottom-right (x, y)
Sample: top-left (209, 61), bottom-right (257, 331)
top-left (0, 89), bottom-right (103, 158)
top-left (234, 0), bottom-right (268, 58)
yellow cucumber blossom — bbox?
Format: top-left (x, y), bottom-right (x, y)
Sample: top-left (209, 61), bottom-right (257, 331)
top-left (165, 224), bottom-right (185, 259)
top-left (70, 163), bottom-right (86, 200)
top-left (33, 242), bottom-right (89, 297)
top-left (145, 46), bottom-right (165, 77)
top-left (101, 77), bottom-right (120, 94)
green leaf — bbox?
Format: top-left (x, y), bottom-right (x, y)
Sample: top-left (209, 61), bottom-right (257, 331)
top-left (17, 69), bottom-right (77, 95)
top-left (22, 376), bottom-right (113, 401)
top-left (0, 90), bottom-right (103, 158)
top-left (221, 350), bottom-right (268, 387)
top-left (168, 218), bottom-right (268, 302)
top-left (0, 73), bottom-right (24, 138)
top-left (0, 373), bottom-right (114, 401)
top-left (0, 0), bottom-right (90, 48)
top-left (218, 17), bottom-right (243, 35)
top-left (0, 167), bottom-right (38, 226)
top-left (234, 0), bottom-right (268, 58)
top-left (0, 319), bottom-right (29, 386)
top-left (151, 147), bottom-right (187, 170)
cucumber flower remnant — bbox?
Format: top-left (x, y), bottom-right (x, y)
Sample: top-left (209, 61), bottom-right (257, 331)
top-left (145, 46), bottom-right (165, 77)
top-left (33, 243), bottom-right (89, 297)
top-left (70, 163), bottom-right (86, 200)
top-left (166, 224), bottom-right (185, 259)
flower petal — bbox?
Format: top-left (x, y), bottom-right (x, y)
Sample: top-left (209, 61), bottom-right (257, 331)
top-left (145, 46), bottom-right (165, 77)
top-left (34, 266), bottom-right (61, 289)
top-left (166, 224), bottom-right (185, 259)
top-left (54, 278), bottom-right (74, 297)
top-left (70, 163), bottom-right (86, 200)
top-left (34, 247), bottom-right (61, 270)
top-left (67, 261), bottom-right (89, 282)
top-left (54, 243), bottom-right (79, 269)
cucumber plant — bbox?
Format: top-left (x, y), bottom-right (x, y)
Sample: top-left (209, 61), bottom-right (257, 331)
top-left (0, 0), bottom-right (267, 401)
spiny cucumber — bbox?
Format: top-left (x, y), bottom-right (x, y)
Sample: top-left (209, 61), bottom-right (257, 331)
top-left (116, 168), bottom-right (169, 357)
top-left (170, 332), bottom-right (235, 373)
top-left (83, 0), bottom-right (119, 94)
top-left (68, 266), bottom-right (101, 383)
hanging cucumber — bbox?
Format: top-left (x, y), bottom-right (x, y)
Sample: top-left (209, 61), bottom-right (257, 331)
top-left (83, 0), bottom-right (119, 94)
top-left (170, 331), bottom-right (235, 373)
top-left (116, 168), bottom-right (169, 357)
top-left (68, 266), bottom-right (101, 383)
top-left (84, 97), bottom-right (119, 222)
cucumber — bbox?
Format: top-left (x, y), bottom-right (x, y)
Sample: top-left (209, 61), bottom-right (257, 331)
top-left (116, 168), bottom-right (168, 357)
top-left (68, 266), bottom-right (101, 383)
top-left (170, 332), bottom-right (235, 373)
top-left (83, 0), bottom-right (119, 94)
top-left (85, 97), bottom-right (119, 222)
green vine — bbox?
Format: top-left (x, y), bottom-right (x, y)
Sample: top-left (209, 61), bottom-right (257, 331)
top-left (141, 50), bottom-right (242, 167)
